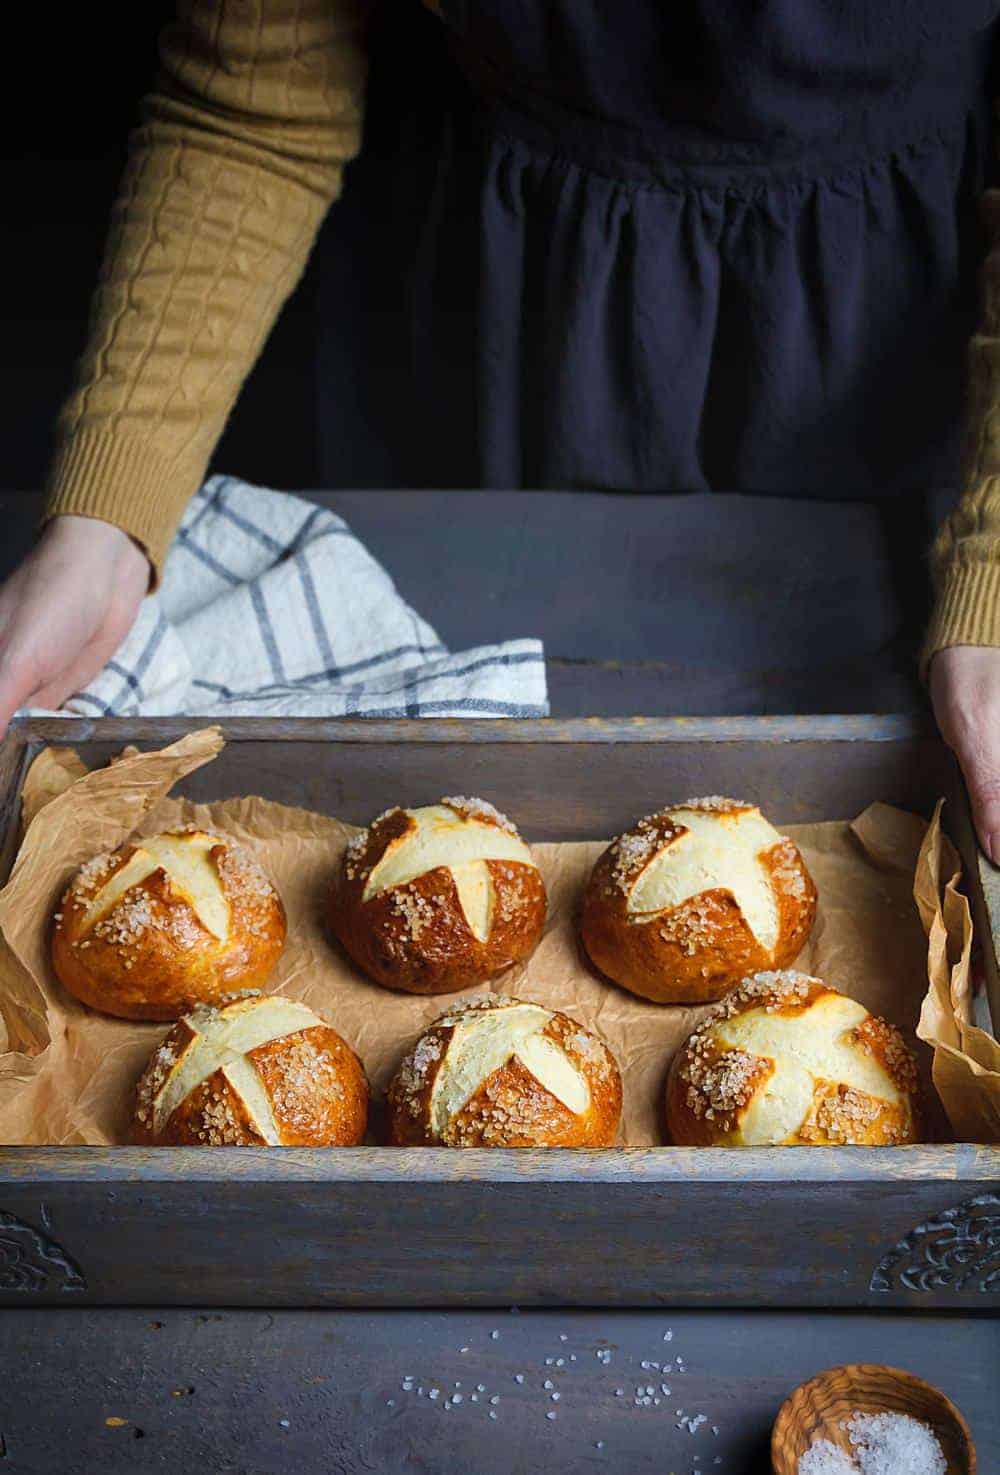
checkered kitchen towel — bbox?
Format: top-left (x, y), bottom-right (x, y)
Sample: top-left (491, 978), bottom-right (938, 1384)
top-left (63, 478), bottom-right (549, 719)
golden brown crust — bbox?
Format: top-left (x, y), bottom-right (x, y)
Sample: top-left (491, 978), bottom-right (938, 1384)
top-left (249, 1024), bottom-right (368, 1147)
top-left (331, 801), bottom-right (547, 994)
top-left (384, 1018), bottom-right (451, 1145)
top-left (665, 971), bottom-right (921, 1148)
top-left (386, 996), bottom-right (622, 1148)
top-left (150, 1066), bottom-right (269, 1147)
top-left (51, 831), bottom-right (287, 1021)
top-left (794, 1083), bottom-right (916, 1147)
top-left (664, 1036), bottom-right (774, 1147)
top-left (849, 1011), bottom-right (921, 1100)
top-left (580, 806), bottom-right (816, 1005)
top-left (132, 1000), bottom-right (368, 1147)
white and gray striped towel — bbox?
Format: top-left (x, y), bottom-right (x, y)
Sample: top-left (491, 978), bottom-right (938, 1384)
top-left (60, 477), bottom-right (548, 719)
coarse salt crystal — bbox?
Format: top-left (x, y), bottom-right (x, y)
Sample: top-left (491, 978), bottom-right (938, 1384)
top-left (798, 1410), bottom-right (948, 1475)
top-left (797, 1441), bottom-right (857, 1475)
top-left (846, 1411), bottom-right (946, 1475)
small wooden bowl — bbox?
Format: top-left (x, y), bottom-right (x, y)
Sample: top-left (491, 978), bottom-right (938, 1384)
top-left (771, 1363), bottom-right (975, 1474)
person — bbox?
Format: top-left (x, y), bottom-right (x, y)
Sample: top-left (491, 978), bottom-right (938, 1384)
top-left (2, 0), bottom-right (1000, 854)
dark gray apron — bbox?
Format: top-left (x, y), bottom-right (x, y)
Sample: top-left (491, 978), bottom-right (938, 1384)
top-left (313, 2), bottom-right (996, 711)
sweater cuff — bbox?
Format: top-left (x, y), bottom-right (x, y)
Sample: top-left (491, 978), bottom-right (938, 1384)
top-left (43, 430), bottom-right (202, 586)
top-left (921, 558), bottom-right (1000, 679)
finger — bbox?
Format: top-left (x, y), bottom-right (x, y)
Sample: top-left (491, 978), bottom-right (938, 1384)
top-left (2, 596), bottom-right (136, 724)
top-left (950, 727), bottom-right (1000, 864)
top-left (0, 657), bottom-right (46, 739)
top-left (31, 638), bottom-right (120, 713)
top-left (30, 671), bottom-right (94, 715)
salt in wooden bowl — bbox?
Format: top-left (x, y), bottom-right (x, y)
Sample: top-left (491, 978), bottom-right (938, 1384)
top-left (771, 1363), bottom-right (976, 1474)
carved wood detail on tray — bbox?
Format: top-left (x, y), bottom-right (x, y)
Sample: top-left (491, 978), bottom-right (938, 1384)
top-left (870, 1193), bottom-right (1000, 1294)
top-left (0, 1210), bottom-right (86, 1294)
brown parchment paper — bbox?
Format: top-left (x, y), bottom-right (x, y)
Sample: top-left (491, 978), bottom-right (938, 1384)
top-left (0, 728), bottom-right (988, 1146)
top-left (915, 802), bottom-right (1000, 1142)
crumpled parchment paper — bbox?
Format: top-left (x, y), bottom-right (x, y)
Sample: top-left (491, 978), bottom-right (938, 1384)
top-left (0, 728), bottom-right (989, 1144)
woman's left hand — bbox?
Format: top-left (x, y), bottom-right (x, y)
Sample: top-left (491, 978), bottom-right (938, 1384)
top-left (930, 645), bottom-right (1000, 862)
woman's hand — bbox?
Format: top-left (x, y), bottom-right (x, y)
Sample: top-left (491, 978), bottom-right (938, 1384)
top-left (0, 516), bottom-right (149, 737)
top-left (930, 645), bottom-right (1000, 862)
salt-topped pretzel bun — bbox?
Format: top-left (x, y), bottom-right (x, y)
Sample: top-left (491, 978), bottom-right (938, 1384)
top-left (52, 830), bottom-right (287, 1021)
top-left (666, 971), bottom-right (920, 1147)
top-left (331, 798), bottom-right (547, 994)
top-left (387, 995), bottom-right (622, 1147)
top-left (580, 797), bottom-right (816, 1004)
top-left (133, 993), bottom-right (368, 1146)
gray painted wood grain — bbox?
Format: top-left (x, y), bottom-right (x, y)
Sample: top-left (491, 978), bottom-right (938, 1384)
top-left (3, 712), bottom-right (961, 840)
top-left (1, 1142), bottom-right (993, 1183)
top-left (0, 1158), bottom-right (996, 1308)
top-left (0, 1306), bottom-right (993, 1474)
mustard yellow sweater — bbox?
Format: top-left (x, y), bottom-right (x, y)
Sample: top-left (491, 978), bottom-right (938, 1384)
top-left (43, 0), bottom-right (1000, 667)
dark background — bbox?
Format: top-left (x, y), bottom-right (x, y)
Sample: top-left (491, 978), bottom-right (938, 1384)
top-left (3, 6), bottom-right (319, 496)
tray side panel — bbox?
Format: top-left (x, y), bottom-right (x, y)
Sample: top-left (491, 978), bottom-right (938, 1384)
top-left (0, 727), bottom-right (31, 885)
top-left (0, 1168), bottom-right (995, 1309)
top-left (27, 734), bottom-right (956, 838)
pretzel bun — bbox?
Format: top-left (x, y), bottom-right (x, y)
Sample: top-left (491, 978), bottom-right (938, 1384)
top-left (52, 830), bottom-right (287, 1021)
top-left (331, 798), bottom-right (547, 994)
top-left (580, 797), bottom-right (816, 1004)
top-left (666, 971), bottom-right (920, 1147)
top-left (133, 993), bottom-right (368, 1146)
top-left (387, 995), bottom-right (622, 1147)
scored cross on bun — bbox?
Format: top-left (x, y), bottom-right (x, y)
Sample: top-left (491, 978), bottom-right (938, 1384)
top-left (387, 995), bottom-right (622, 1147)
top-left (665, 971), bottom-right (920, 1147)
top-left (133, 993), bottom-right (368, 1146)
top-left (52, 829), bottom-right (287, 1020)
top-left (580, 797), bottom-right (817, 1004)
top-left (331, 797), bottom-right (547, 994)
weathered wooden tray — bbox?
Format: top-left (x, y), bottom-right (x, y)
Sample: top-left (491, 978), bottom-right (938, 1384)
top-left (0, 715), bottom-right (997, 1310)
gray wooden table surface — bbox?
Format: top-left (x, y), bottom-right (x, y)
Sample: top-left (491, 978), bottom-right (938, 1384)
top-left (0, 1307), bottom-right (994, 1475)
top-left (0, 488), bottom-right (994, 1474)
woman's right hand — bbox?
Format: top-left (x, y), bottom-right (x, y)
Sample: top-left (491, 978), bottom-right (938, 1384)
top-left (0, 515), bottom-right (150, 737)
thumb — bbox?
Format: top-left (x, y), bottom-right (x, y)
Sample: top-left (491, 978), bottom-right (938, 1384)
top-left (961, 761), bottom-right (1000, 861)
top-left (948, 721), bottom-right (1000, 864)
top-left (929, 647), bottom-right (1000, 863)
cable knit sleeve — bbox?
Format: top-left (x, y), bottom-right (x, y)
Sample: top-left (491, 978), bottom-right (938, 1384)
top-left (43, 0), bottom-right (368, 578)
top-left (923, 157), bottom-right (1000, 672)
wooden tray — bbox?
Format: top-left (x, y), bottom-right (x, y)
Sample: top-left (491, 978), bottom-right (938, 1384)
top-left (0, 714), bottom-right (997, 1310)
